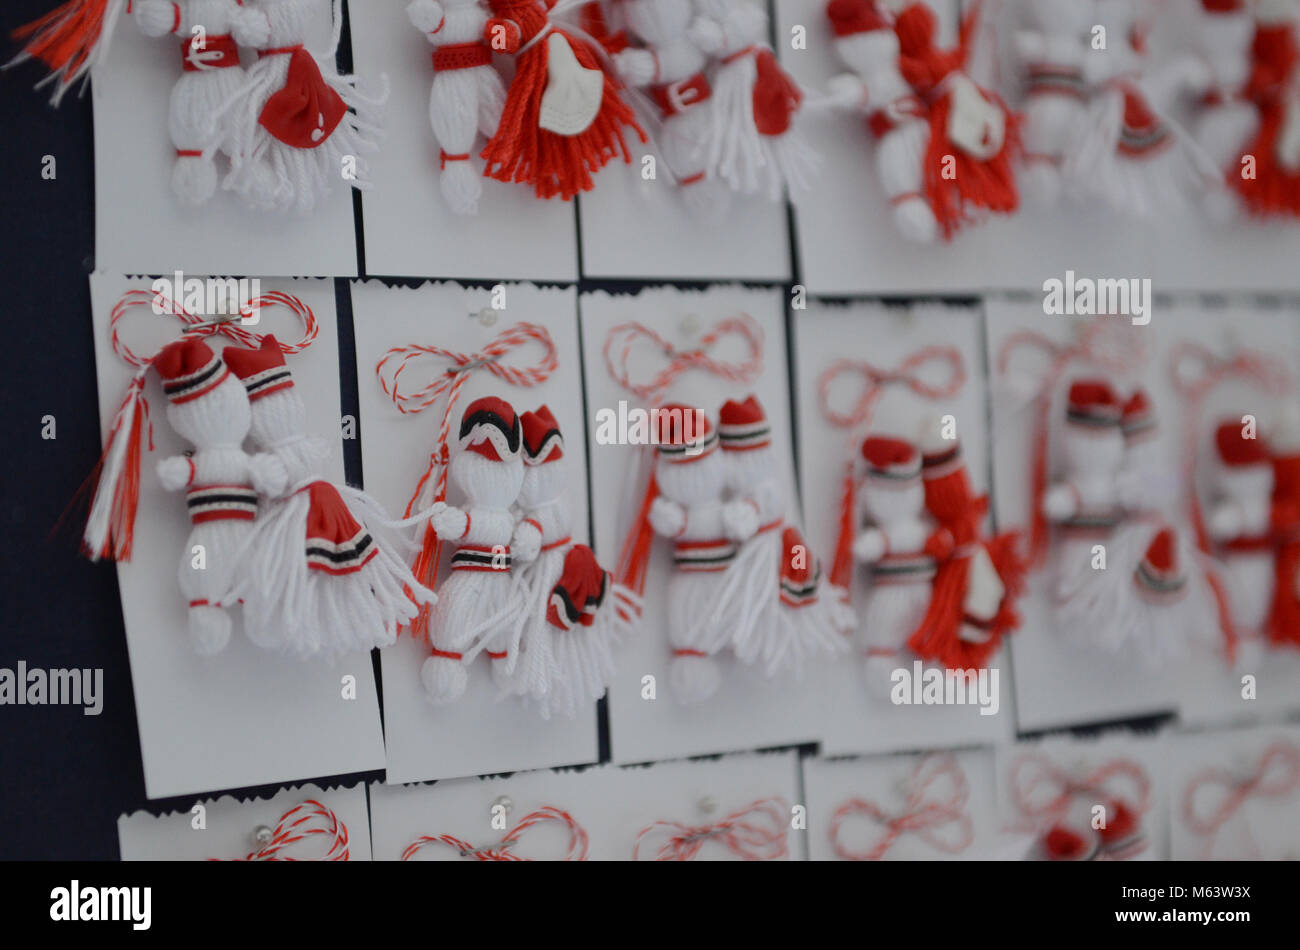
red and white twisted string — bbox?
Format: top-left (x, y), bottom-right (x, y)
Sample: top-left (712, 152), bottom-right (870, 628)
top-left (215, 800), bottom-right (350, 862)
top-left (818, 345), bottom-right (967, 593)
top-left (1009, 751), bottom-right (1151, 831)
top-left (375, 321), bottom-right (558, 637)
top-left (603, 315), bottom-right (764, 606)
top-left (1182, 741), bottom-right (1300, 860)
top-left (995, 318), bottom-right (1147, 567)
top-left (632, 797), bottom-right (789, 861)
top-left (602, 314), bottom-right (764, 407)
top-left (829, 754), bottom-right (974, 861)
top-left (401, 805), bottom-right (589, 861)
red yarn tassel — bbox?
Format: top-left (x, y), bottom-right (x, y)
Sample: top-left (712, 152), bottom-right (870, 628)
top-left (828, 461), bottom-right (857, 599)
top-left (481, 1), bottom-right (645, 200)
top-left (11, 0), bottom-right (124, 102)
top-left (920, 95), bottom-right (1021, 241)
top-left (1231, 101), bottom-right (1300, 217)
top-left (614, 471), bottom-right (658, 618)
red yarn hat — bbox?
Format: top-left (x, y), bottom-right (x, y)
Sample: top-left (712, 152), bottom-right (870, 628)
top-left (654, 404), bottom-right (716, 462)
top-left (718, 395), bottom-right (771, 451)
top-left (860, 436), bottom-right (920, 479)
top-left (1043, 825), bottom-right (1097, 861)
top-left (1201, 0), bottom-right (1244, 12)
top-left (1121, 389), bottom-right (1156, 441)
top-left (223, 336), bottom-right (294, 402)
top-left (826, 0), bottom-right (889, 37)
top-left (1215, 421), bottom-right (1269, 467)
top-left (1134, 528), bottom-right (1186, 598)
top-left (154, 338), bottom-right (230, 405)
top-left (1098, 800), bottom-right (1145, 857)
top-left (779, 526), bottom-right (819, 608)
top-left (521, 405), bottom-right (564, 465)
top-left (1066, 379), bottom-right (1123, 428)
top-left (459, 396), bottom-right (521, 462)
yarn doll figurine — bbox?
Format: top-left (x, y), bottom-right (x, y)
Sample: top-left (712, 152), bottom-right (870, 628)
top-left (224, 0), bottom-right (385, 213)
top-left (407, 0), bottom-right (507, 214)
top-left (418, 397), bottom-right (542, 703)
top-left (907, 417), bottom-right (1024, 671)
top-left (613, 0), bottom-right (732, 217)
top-left (852, 435), bottom-right (943, 695)
top-left (1012, 0), bottom-right (1094, 204)
top-left (891, 0), bottom-right (1021, 240)
top-left (825, 0), bottom-right (937, 242)
top-left (152, 338), bottom-right (287, 655)
top-left (1207, 420), bottom-right (1276, 649)
top-left (223, 337), bottom-right (434, 660)
top-left (1067, 0), bottom-right (1220, 217)
top-left (689, 0), bottom-right (819, 199)
top-left (645, 403), bottom-right (758, 703)
top-left (506, 405), bottom-right (630, 718)
top-left (1041, 380), bottom-right (1126, 617)
top-left (716, 395), bottom-right (848, 676)
top-left (1268, 407), bottom-right (1300, 647)
top-left (478, 0), bottom-right (647, 200)
top-left (131, 0), bottom-right (271, 205)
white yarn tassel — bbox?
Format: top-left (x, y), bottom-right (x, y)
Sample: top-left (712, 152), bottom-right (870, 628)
top-left (409, 0), bottom-right (507, 215)
top-left (224, 0), bottom-right (387, 213)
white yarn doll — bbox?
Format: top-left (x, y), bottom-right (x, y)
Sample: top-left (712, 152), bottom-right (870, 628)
top-left (825, 0), bottom-right (937, 242)
top-left (222, 337), bottom-right (433, 660)
top-left (1058, 389), bottom-right (1221, 665)
top-left (419, 397), bottom-right (542, 703)
top-left (152, 337), bottom-right (286, 655)
top-left (716, 395), bottom-right (848, 677)
top-left (1013, 0), bottom-right (1095, 204)
top-left (1066, 0), bottom-right (1220, 216)
top-left (614, 0), bottom-right (732, 217)
top-left (852, 434), bottom-right (941, 696)
top-left (645, 403), bottom-right (758, 703)
top-left (407, 0), bottom-right (507, 215)
top-left (132, 0), bottom-right (270, 205)
top-left (1042, 380), bottom-right (1126, 616)
top-left (224, 0), bottom-right (385, 213)
top-left (1207, 420), bottom-right (1276, 649)
top-left (689, 0), bottom-right (819, 199)
top-left (507, 405), bottom-right (630, 719)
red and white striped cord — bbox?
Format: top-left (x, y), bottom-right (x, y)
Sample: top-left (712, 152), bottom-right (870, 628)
top-left (110, 287), bottom-right (319, 373)
top-left (401, 805), bottom-right (589, 861)
top-left (1182, 741), bottom-right (1300, 859)
top-left (996, 318), bottom-right (1148, 566)
top-left (1009, 751), bottom-right (1151, 830)
top-left (632, 797), bottom-right (789, 861)
top-left (602, 314), bottom-right (764, 407)
top-left (818, 345), bottom-right (966, 592)
top-left (215, 800), bottom-right (350, 862)
top-left (376, 321), bottom-right (558, 518)
top-left (828, 754), bottom-right (973, 861)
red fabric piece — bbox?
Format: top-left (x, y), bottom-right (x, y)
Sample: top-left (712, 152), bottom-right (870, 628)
top-left (258, 47), bottom-right (348, 150)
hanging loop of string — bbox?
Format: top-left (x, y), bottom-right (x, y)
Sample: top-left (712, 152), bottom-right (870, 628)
top-left (1182, 741), bottom-right (1300, 859)
top-left (401, 806), bottom-right (589, 862)
top-left (994, 318), bottom-right (1148, 566)
top-left (1009, 752), bottom-right (1151, 829)
top-left (603, 314), bottom-right (764, 609)
top-left (213, 800), bottom-right (350, 862)
top-left (828, 754), bottom-right (974, 861)
top-left (375, 321), bottom-right (558, 638)
top-left (84, 287), bottom-right (318, 562)
top-left (632, 797), bottom-right (790, 861)
top-left (603, 314), bottom-right (764, 407)
top-left (818, 345), bottom-right (967, 594)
